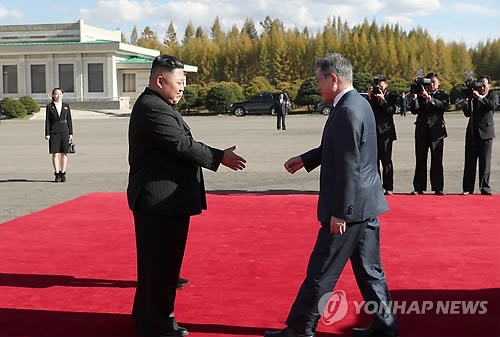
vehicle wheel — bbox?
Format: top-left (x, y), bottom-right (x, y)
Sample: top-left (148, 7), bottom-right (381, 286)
top-left (234, 107), bottom-right (246, 117)
top-left (322, 106), bottom-right (331, 115)
top-left (271, 107), bottom-right (276, 116)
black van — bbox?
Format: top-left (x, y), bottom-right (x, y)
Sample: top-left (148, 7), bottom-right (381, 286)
top-left (230, 92), bottom-right (292, 117)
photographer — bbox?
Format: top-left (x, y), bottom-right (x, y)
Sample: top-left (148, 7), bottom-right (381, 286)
top-left (410, 72), bottom-right (450, 195)
top-left (368, 75), bottom-right (398, 195)
top-left (461, 75), bottom-right (498, 195)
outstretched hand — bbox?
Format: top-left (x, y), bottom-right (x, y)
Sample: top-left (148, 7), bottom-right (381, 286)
top-left (284, 156), bottom-right (304, 174)
top-left (221, 145), bottom-right (246, 171)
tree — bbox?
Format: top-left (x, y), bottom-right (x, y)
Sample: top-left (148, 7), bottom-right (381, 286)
top-left (241, 18), bottom-right (258, 40)
top-left (18, 96), bottom-right (40, 113)
top-left (138, 26), bottom-right (164, 51)
top-left (1, 97), bottom-right (27, 118)
top-left (177, 86), bottom-right (198, 113)
top-left (294, 78), bottom-right (322, 112)
top-left (130, 25), bottom-right (139, 45)
top-left (353, 72), bottom-right (373, 92)
top-left (183, 22), bottom-right (195, 46)
top-left (243, 76), bottom-right (275, 98)
top-left (163, 22), bottom-right (179, 56)
top-left (205, 83), bottom-right (236, 113)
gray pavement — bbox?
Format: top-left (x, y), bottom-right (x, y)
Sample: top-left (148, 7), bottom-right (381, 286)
top-left (1, 109), bottom-right (499, 224)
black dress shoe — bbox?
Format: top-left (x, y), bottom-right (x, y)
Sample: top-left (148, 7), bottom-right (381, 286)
top-left (352, 324), bottom-right (398, 337)
top-left (410, 190), bottom-right (423, 195)
top-left (384, 190), bottom-right (393, 195)
top-left (264, 327), bottom-right (313, 337)
top-left (60, 172), bottom-right (66, 182)
top-left (136, 319), bottom-right (189, 337)
top-left (481, 191), bottom-right (492, 195)
top-left (158, 326), bottom-right (189, 337)
top-left (54, 172), bottom-right (61, 182)
top-left (178, 277), bottom-right (189, 285)
top-left (434, 190), bottom-right (446, 195)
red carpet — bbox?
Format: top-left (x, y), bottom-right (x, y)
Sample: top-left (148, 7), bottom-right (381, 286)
top-left (0, 193), bottom-right (499, 337)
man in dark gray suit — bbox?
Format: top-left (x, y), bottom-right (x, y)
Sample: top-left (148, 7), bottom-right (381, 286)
top-left (461, 75), bottom-right (498, 195)
top-left (128, 55), bottom-right (246, 337)
top-left (264, 53), bottom-right (398, 337)
top-left (274, 93), bottom-right (289, 130)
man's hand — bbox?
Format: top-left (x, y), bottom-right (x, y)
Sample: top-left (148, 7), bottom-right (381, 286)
top-left (221, 145), bottom-right (246, 171)
top-left (330, 216), bottom-right (346, 235)
top-left (284, 156), bottom-right (304, 174)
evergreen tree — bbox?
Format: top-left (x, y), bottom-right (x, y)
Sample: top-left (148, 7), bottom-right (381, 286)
top-left (130, 25), bottom-right (139, 45)
top-left (241, 18), bottom-right (258, 40)
top-left (183, 22), bottom-right (195, 46)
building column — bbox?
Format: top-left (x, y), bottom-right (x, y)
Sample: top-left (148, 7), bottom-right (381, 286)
top-left (109, 54), bottom-right (118, 100)
top-left (75, 54), bottom-right (84, 101)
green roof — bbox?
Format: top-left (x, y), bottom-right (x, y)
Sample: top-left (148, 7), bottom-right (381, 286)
top-left (118, 57), bottom-right (153, 64)
top-left (0, 40), bottom-right (118, 46)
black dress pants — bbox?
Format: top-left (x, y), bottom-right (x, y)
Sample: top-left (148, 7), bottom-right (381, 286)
top-left (463, 137), bottom-right (493, 194)
top-left (132, 211), bottom-right (190, 333)
top-left (286, 218), bottom-right (397, 335)
top-left (377, 136), bottom-right (394, 191)
top-left (413, 134), bottom-right (444, 192)
top-left (277, 114), bottom-right (286, 130)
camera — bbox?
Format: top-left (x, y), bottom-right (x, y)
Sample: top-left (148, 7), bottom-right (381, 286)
top-left (410, 69), bottom-right (431, 95)
top-left (462, 71), bottom-right (483, 99)
top-left (371, 76), bottom-right (384, 95)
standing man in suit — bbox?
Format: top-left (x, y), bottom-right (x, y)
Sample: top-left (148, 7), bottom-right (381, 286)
top-left (410, 73), bottom-right (449, 195)
top-left (461, 75), bottom-right (498, 195)
top-left (368, 75), bottom-right (398, 195)
top-left (274, 93), bottom-right (289, 130)
top-left (265, 53), bottom-right (398, 337)
top-left (128, 55), bottom-right (246, 337)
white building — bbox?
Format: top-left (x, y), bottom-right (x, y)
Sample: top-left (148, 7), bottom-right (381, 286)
top-left (0, 20), bottom-right (197, 109)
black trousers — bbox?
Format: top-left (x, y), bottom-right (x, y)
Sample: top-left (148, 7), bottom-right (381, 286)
top-left (277, 114), bottom-right (286, 130)
top-left (413, 135), bottom-right (444, 192)
top-left (377, 137), bottom-right (394, 191)
top-left (463, 137), bottom-right (493, 194)
top-left (132, 211), bottom-right (190, 333)
top-left (286, 218), bottom-right (397, 335)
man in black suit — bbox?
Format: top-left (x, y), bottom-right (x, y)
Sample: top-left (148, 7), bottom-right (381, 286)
top-left (127, 55), bottom-right (246, 337)
top-left (410, 73), bottom-right (449, 195)
top-left (461, 75), bottom-right (498, 195)
top-left (274, 93), bottom-right (289, 130)
top-left (368, 75), bottom-right (398, 195)
top-left (265, 53), bottom-right (398, 337)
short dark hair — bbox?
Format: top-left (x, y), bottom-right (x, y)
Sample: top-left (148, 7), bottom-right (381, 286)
top-left (425, 72), bottom-right (439, 79)
top-left (151, 55), bottom-right (184, 74)
top-left (478, 75), bottom-right (491, 83)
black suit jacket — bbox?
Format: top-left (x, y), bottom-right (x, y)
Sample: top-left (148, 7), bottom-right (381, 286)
top-left (274, 99), bottom-right (289, 116)
top-left (300, 89), bottom-right (389, 224)
top-left (411, 89), bottom-right (449, 141)
top-left (369, 91), bottom-right (398, 141)
top-left (462, 91), bottom-right (498, 141)
top-left (45, 102), bottom-right (73, 136)
top-left (127, 87), bottom-right (224, 216)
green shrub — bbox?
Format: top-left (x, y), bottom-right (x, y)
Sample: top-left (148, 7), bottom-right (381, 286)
top-left (205, 83), bottom-right (236, 114)
top-left (18, 96), bottom-right (40, 113)
top-left (1, 97), bottom-right (27, 118)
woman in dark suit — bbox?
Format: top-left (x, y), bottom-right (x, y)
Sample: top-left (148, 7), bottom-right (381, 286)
top-left (45, 88), bottom-right (73, 182)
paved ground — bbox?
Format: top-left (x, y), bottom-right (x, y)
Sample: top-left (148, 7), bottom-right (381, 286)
top-left (0, 108), bottom-right (498, 224)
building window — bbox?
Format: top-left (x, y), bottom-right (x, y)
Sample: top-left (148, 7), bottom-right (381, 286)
top-left (123, 74), bottom-right (136, 92)
top-left (59, 64), bottom-right (74, 93)
top-left (88, 63), bottom-right (104, 92)
top-left (3, 65), bottom-right (18, 94)
top-left (31, 65), bottom-right (46, 93)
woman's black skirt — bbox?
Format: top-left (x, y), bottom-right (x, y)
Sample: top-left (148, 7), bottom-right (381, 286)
top-left (49, 131), bottom-right (70, 154)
